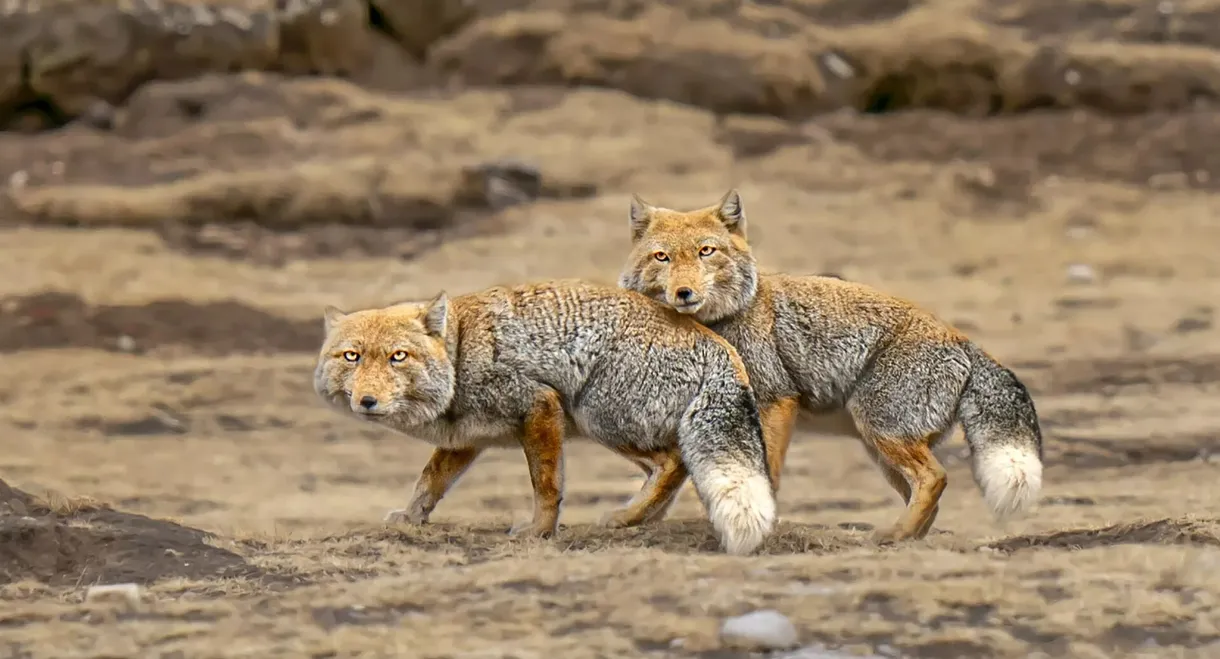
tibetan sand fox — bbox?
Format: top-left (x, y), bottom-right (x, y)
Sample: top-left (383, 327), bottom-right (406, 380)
top-left (618, 190), bottom-right (1044, 544)
top-left (313, 279), bottom-right (776, 555)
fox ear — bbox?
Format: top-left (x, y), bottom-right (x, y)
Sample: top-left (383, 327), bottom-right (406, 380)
top-left (424, 292), bottom-right (448, 337)
top-left (323, 306), bottom-right (347, 332)
top-left (716, 188), bottom-right (746, 237)
top-left (629, 193), bottom-right (654, 243)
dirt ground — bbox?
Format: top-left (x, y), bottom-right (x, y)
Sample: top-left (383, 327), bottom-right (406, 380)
top-left (3, 0), bottom-right (1220, 657)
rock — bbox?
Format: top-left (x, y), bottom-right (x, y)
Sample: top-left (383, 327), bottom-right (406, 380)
top-left (0, 0), bottom-right (279, 125)
top-left (428, 10), bottom-right (831, 118)
top-left (276, 0), bottom-right (375, 76)
top-left (1066, 263), bottom-right (1096, 284)
top-left (348, 30), bottom-right (440, 92)
top-left (720, 609), bottom-right (800, 651)
top-left (28, 0), bottom-right (278, 116)
top-left (368, 0), bottom-right (476, 60)
top-left (456, 159), bottom-right (543, 210)
top-left (0, 0), bottom-right (420, 127)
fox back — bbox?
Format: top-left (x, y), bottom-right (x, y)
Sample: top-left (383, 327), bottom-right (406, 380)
top-left (619, 191), bottom-right (759, 325)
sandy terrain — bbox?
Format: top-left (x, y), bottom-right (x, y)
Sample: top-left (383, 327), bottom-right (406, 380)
top-left (2, 0), bottom-right (1220, 657)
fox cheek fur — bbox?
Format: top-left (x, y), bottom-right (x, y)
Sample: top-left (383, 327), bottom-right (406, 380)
top-left (313, 361), bottom-right (352, 410)
top-left (699, 252), bottom-right (758, 324)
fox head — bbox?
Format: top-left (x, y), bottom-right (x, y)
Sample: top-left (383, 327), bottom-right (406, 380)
top-left (618, 189), bottom-right (759, 323)
top-left (313, 293), bottom-right (455, 429)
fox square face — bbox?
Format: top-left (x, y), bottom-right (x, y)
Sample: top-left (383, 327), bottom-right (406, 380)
top-left (313, 294), bottom-right (455, 428)
top-left (618, 189), bottom-right (759, 325)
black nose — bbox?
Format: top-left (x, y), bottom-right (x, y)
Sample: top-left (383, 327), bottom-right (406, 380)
top-left (676, 287), bottom-right (694, 301)
top-left (359, 395), bottom-right (378, 410)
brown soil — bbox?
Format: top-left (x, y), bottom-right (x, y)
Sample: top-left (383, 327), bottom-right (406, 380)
top-left (0, 292), bottom-right (321, 355)
top-left (2, 0), bottom-right (1220, 657)
top-left (0, 480), bottom-right (260, 587)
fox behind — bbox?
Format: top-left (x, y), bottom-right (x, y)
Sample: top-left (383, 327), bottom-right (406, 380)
top-left (618, 190), bottom-right (1043, 542)
top-left (313, 279), bottom-right (776, 555)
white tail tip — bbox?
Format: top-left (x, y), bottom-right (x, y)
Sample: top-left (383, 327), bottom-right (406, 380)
top-left (700, 466), bottom-right (777, 555)
top-left (973, 443), bottom-right (1043, 520)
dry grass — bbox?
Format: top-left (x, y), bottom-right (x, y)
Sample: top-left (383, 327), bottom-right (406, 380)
top-left (1, 344), bottom-right (1219, 656)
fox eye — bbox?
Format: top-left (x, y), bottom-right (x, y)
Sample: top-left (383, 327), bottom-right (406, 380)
top-left (699, 245), bottom-right (717, 257)
top-left (653, 251), bottom-right (670, 262)
top-left (342, 350), bottom-right (360, 362)
top-left (389, 350), bottom-right (409, 363)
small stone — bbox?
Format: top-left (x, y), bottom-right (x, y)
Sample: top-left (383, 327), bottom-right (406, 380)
top-left (720, 609), bottom-right (799, 651)
top-left (1066, 263), bottom-right (1095, 284)
top-left (822, 52), bottom-right (854, 79)
top-left (116, 335), bottom-right (137, 353)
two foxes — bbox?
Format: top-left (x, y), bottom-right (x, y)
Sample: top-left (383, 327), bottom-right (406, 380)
top-left (314, 190), bottom-right (1044, 553)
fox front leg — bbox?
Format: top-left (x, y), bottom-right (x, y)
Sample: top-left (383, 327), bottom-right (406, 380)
top-left (385, 447), bottom-right (483, 525)
top-left (509, 389), bottom-right (566, 539)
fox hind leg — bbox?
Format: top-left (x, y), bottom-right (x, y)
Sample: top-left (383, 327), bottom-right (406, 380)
top-left (848, 342), bottom-right (967, 543)
top-left (860, 431), bottom-right (946, 544)
top-left (599, 445), bottom-right (689, 528)
top-left (864, 441), bottom-right (943, 539)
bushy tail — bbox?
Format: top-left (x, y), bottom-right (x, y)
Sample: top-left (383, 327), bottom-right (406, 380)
top-left (957, 342), bottom-right (1044, 520)
top-left (679, 372), bottom-right (777, 556)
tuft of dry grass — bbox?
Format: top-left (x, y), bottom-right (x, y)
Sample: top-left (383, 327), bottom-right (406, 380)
top-left (28, 491), bottom-right (111, 516)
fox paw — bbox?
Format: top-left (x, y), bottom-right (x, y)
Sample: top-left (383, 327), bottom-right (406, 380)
top-left (598, 508), bottom-right (641, 529)
top-left (507, 519), bottom-right (556, 539)
top-left (384, 508), bottom-right (428, 525)
top-left (871, 527), bottom-right (914, 546)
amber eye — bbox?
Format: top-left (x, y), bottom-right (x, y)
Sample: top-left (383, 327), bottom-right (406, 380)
top-left (389, 350), bottom-right (409, 363)
top-left (653, 251), bottom-right (670, 262)
top-left (699, 245), bottom-right (717, 257)
top-left (342, 351), bottom-right (360, 362)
